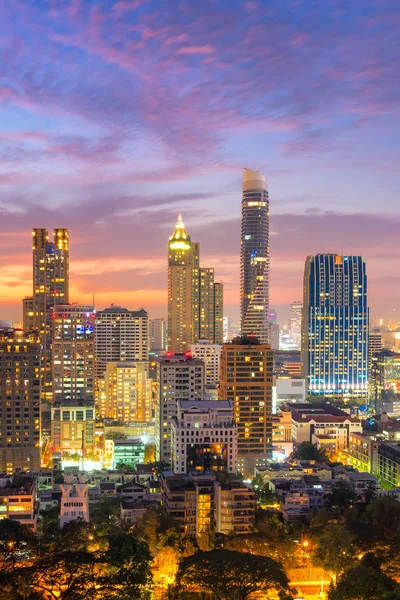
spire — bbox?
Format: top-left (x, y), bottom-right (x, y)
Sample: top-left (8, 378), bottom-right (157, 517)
top-left (170, 214), bottom-right (190, 242)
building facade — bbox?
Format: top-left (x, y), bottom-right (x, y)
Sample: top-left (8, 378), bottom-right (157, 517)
top-left (155, 354), bottom-right (204, 462)
top-left (29, 228), bottom-right (69, 401)
top-left (170, 400), bottom-right (237, 474)
top-left (95, 306), bottom-right (148, 404)
top-left (190, 339), bottom-right (222, 386)
top-left (219, 337), bottom-right (273, 476)
top-left (301, 254), bottom-right (369, 402)
top-left (51, 401), bottom-right (95, 454)
top-left (289, 403), bottom-right (362, 453)
top-left (0, 474), bottom-right (38, 531)
top-left (289, 301), bottom-right (302, 349)
top-left (377, 442), bottom-right (400, 488)
top-left (52, 305), bottom-right (95, 405)
top-left (168, 215), bottom-right (223, 353)
top-left (0, 328), bottom-right (41, 472)
top-left (103, 361), bottom-right (152, 423)
top-left (149, 318), bottom-right (167, 351)
top-left (60, 474), bottom-right (89, 528)
top-left (240, 169), bottom-right (269, 343)
top-left (160, 472), bottom-right (255, 537)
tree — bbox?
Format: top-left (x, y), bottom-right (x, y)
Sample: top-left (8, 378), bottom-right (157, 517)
top-left (328, 553), bottom-right (400, 600)
top-left (90, 496), bottom-right (121, 535)
top-left (115, 461), bottom-right (136, 472)
top-left (176, 549), bottom-right (289, 600)
top-left (293, 441), bottom-right (329, 462)
top-left (100, 530), bottom-right (153, 600)
top-left (313, 522), bottom-right (356, 583)
top-left (326, 480), bottom-right (356, 510)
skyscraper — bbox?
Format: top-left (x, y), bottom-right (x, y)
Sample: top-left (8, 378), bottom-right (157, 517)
top-left (168, 215), bottom-right (223, 352)
top-left (219, 336), bottom-right (273, 476)
top-left (27, 228), bottom-right (69, 401)
top-left (95, 306), bottom-right (149, 384)
top-left (240, 169), bottom-right (269, 343)
top-left (149, 318), bottom-right (167, 351)
top-left (52, 304), bottom-right (95, 405)
top-left (0, 327), bottom-right (41, 472)
top-left (301, 254), bottom-right (369, 402)
top-left (154, 353), bottom-right (205, 462)
top-left (289, 301), bottom-right (302, 349)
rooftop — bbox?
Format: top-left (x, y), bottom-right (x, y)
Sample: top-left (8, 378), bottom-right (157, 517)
top-left (178, 400), bottom-right (233, 411)
top-left (97, 306), bottom-right (147, 317)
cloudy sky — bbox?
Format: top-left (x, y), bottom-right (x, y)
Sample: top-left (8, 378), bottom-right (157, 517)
top-left (0, 0), bottom-right (399, 325)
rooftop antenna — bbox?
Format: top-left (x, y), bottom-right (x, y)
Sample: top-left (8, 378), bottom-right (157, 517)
top-left (92, 290), bottom-right (95, 308)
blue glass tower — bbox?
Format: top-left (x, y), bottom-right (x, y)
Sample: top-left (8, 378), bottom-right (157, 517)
top-left (301, 254), bottom-right (369, 402)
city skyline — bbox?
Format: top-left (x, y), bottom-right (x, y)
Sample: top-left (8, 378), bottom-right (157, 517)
top-left (0, 1), bottom-right (399, 323)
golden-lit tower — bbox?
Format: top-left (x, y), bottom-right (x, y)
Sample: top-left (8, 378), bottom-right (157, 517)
top-left (168, 215), bottom-right (197, 353)
top-left (168, 215), bottom-right (224, 352)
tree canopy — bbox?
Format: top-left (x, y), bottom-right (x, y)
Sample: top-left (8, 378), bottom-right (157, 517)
top-left (177, 549), bottom-right (289, 600)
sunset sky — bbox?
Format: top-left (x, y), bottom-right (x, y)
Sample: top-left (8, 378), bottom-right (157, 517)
top-left (0, 0), bottom-right (399, 325)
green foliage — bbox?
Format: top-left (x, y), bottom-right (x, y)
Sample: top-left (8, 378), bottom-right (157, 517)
top-left (293, 441), bottom-right (329, 462)
top-left (115, 461), bottom-right (136, 472)
top-left (106, 431), bottom-right (128, 440)
top-left (134, 505), bottom-right (179, 554)
top-left (327, 480), bottom-right (356, 510)
top-left (90, 496), bottom-right (122, 535)
top-left (251, 474), bottom-right (278, 506)
top-left (177, 549), bottom-right (289, 600)
top-left (0, 518), bottom-right (153, 600)
top-left (313, 522), bottom-right (356, 581)
top-left (328, 553), bottom-right (400, 600)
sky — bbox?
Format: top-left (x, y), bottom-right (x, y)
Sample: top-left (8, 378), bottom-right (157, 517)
top-left (0, 0), bottom-right (399, 326)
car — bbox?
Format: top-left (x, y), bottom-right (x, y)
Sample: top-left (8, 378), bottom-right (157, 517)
top-left (289, 586), bottom-right (305, 600)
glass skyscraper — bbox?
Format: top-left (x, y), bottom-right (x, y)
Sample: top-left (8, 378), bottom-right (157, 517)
top-left (301, 254), bottom-right (369, 402)
top-left (240, 169), bottom-right (269, 343)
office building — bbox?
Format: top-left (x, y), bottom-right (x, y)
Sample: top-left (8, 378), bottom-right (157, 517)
top-left (154, 353), bottom-right (204, 462)
top-left (170, 400), bottom-right (237, 474)
top-left (301, 254), bottom-right (369, 402)
top-left (113, 438), bottom-right (145, 468)
top-left (52, 305), bottom-right (95, 405)
top-left (149, 318), bottom-right (167, 351)
top-left (95, 306), bottom-right (148, 389)
top-left (51, 401), bottom-right (95, 454)
top-left (269, 323), bottom-right (280, 350)
top-left (218, 336), bottom-right (273, 476)
top-left (104, 361), bottom-right (152, 423)
top-left (167, 215), bottom-right (223, 353)
top-left (377, 442), bottom-right (400, 488)
top-left (190, 339), bottom-right (222, 386)
top-left (274, 378), bottom-right (306, 412)
top-left (29, 228), bottom-right (69, 400)
top-left (0, 328), bottom-right (41, 472)
top-left (289, 301), bottom-right (302, 349)
top-left (240, 169), bottom-right (269, 343)
top-left (347, 432), bottom-right (382, 475)
top-left (289, 403), bottom-right (362, 453)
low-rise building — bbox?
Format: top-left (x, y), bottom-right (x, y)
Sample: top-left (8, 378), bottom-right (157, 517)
top-left (336, 471), bottom-right (380, 502)
top-left (377, 442), bottom-right (400, 488)
top-left (290, 403), bottom-right (361, 453)
top-left (113, 439), bottom-right (145, 468)
top-left (347, 432), bottom-right (383, 474)
top-left (170, 400), bottom-right (237, 474)
top-left (60, 473), bottom-right (89, 528)
top-left (0, 474), bottom-right (37, 531)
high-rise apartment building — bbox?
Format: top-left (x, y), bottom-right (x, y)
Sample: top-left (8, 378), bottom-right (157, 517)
top-left (219, 336), bottom-right (273, 476)
top-left (190, 339), bottom-right (222, 386)
top-left (104, 361), bottom-right (152, 423)
top-left (167, 215), bottom-right (223, 353)
top-left (240, 169), bottom-right (269, 344)
top-left (52, 305), bottom-right (95, 405)
top-left (149, 318), bottom-right (167, 351)
top-left (154, 353), bottom-right (204, 462)
top-left (22, 296), bottom-right (35, 332)
top-left (28, 228), bottom-right (69, 401)
top-left (289, 301), bottom-right (302, 349)
top-left (95, 306), bottom-right (148, 384)
top-left (301, 254), bottom-right (369, 402)
top-left (0, 328), bottom-right (41, 472)
top-left (268, 311), bottom-right (280, 350)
